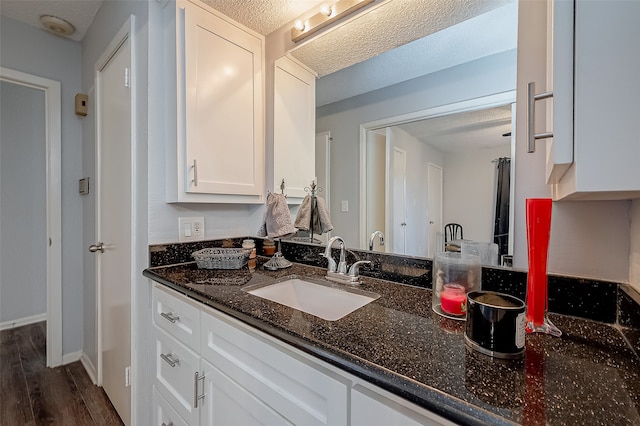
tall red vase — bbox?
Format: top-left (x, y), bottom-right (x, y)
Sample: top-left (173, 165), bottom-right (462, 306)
top-left (525, 198), bottom-right (561, 336)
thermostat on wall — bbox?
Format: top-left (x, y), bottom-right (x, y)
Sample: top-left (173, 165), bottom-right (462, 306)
top-left (79, 177), bottom-right (90, 195)
top-left (75, 93), bottom-right (88, 116)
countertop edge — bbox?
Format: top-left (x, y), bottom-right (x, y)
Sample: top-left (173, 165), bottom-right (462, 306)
top-left (143, 268), bottom-right (517, 426)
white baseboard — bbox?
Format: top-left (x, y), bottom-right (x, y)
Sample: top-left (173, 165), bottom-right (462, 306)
top-left (80, 352), bottom-right (98, 385)
top-left (62, 350), bottom-right (82, 365)
top-left (0, 313), bottom-right (46, 331)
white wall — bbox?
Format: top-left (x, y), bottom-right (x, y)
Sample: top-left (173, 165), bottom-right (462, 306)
top-left (0, 16), bottom-right (83, 353)
top-left (316, 50), bottom-right (517, 248)
top-left (0, 81), bottom-right (47, 324)
top-left (443, 145), bottom-right (511, 243)
top-left (514, 0), bottom-right (630, 282)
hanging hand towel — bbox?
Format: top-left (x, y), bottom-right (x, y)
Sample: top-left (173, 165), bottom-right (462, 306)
top-left (257, 193), bottom-right (297, 239)
top-left (294, 195), bottom-right (312, 231)
top-left (294, 195), bottom-right (333, 234)
top-left (315, 196), bottom-right (333, 234)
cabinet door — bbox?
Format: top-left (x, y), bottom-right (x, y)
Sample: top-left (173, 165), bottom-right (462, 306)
top-left (199, 358), bottom-right (293, 426)
top-left (154, 326), bottom-right (200, 425)
top-left (153, 387), bottom-right (190, 426)
top-left (273, 56), bottom-right (317, 201)
top-left (183, 0), bottom-right (264, 197)
top-left (351, 385), bottom-right (455, 426)
top-left (200, 309), bottom-right (348, 426)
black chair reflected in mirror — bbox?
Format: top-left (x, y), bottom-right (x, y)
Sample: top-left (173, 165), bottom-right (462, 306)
top-left (444, 223), bottom-right (463, 251)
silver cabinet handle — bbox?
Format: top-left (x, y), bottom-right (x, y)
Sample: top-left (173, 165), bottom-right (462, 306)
top-left (162, 423), bottom-right (174, 426)
top-left (194, 371), bottom-right (205, 408)
top-left (160, 352), bottom-right (180, 368)
top-left (160, 312), bottom-right (180, 323)
top-left (88, 242), bottom-right (104, 253)
top-left (527, 82), bottom-right (554, 153)
top-left (192, 159), bottom-right (198, 186)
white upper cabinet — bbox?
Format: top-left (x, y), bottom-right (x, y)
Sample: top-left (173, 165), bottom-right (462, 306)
top-left (542, 0), bottom-right (640, 200)
top-left (273, 56), bottom-right (317, 202)
top-left (165, 0), bottom-right (265, 203)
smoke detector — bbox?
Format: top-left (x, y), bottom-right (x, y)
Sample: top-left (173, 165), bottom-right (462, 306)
top-left (40, 15), bottom-right (76, 37)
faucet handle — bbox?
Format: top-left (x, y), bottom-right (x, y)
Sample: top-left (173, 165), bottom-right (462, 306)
top-left (326, 257), bottom-right (337, 273)
top-left (348, 260), bottom-right (371, 277)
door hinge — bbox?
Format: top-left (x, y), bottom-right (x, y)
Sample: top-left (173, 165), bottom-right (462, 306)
top-left (125, 366), bottom-right (131, 387)
top-left (124, 67), bottom-right (130, 88)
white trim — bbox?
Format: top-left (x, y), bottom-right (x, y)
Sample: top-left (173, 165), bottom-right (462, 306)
top-left (80, 352), bottom-right (99, 385)
top-left (359, 91), bottom-right (517, 254)
top-left (0, 313), bottom-right (47, 331)
top-left (0, 67), bottom-right (63, 368)
top-left (62, 350), bottom-right (82, 365)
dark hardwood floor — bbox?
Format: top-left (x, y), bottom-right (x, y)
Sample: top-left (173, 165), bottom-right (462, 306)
top-left (1, 322), bottom-right (124, 425)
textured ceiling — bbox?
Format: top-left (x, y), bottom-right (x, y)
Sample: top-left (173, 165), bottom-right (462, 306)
top-left (315, 1), bottom-right (517, 106)
top-left (290, 0), bottom-right (513, 77)
top-left (201, 0), bottom-right (325, 35)
top-left (397, 105), bottom-right (512, 153)
top-left (0, 0), bottom-right (103, 41)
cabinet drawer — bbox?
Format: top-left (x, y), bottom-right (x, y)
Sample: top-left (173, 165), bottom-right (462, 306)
top-left (154, 325), bottom-right (200, 425)
top-left (200, 310), bottom-right (348, 426)
top-left (153, 387), bottom-right (189, 426)
top-left (153, 285), bottom-right (200, 351)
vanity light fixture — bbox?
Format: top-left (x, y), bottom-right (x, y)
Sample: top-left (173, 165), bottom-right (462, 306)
top-left (291, 0), bottom-right (375, 43)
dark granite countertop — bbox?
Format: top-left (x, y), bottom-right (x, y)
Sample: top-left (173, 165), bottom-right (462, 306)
top-left (143, 259), bottom-right (640, 425)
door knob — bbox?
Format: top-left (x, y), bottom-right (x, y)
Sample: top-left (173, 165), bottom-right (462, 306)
top-left (88, 242), bottom-right (104, 253)
top-left (429, 221), bottom-right (434, 224)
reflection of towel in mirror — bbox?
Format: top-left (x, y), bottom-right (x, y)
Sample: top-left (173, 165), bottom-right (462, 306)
top-left (294, 195), bottom-right (333, 235)
top-left (257, 193), bottom-right (297, 239)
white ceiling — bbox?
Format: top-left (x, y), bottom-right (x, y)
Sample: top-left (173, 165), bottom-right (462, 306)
top-left (0, 0), bottom-right (103, 41)
top-left (397, 105), bottom-right (512, 153)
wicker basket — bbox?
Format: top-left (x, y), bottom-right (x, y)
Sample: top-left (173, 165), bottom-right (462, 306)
top-left (192, 248), bottom-right (251, 270)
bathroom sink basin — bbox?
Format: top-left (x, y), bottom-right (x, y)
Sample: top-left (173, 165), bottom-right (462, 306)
top-left (243, 276), bottom-right (379, 321)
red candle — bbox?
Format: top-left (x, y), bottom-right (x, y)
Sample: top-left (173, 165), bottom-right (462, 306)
top-left (441, 284), bottom-right (467, 316)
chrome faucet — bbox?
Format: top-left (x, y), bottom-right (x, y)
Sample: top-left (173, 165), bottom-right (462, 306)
top-left (323, 236), bottom-right (370, 284)
top-left (369, 230), bottom-right (385, 251)
top-left (323, 236), bottom-right (347, 273)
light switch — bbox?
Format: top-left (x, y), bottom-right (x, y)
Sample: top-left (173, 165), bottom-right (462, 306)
top-left (341, 200), bottom-right (349, 212)
top-left (178, 217), bottom-right (205, 242)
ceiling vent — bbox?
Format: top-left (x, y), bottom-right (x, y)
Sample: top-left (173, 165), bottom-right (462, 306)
top-left (40, 15), bottom-right (76, 37)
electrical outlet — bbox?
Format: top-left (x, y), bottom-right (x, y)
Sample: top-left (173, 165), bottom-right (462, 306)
top-left (178, 217), bottom-right (205, 242)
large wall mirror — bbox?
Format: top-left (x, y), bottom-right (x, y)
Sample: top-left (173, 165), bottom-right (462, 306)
top-left (279, 0), bottom-right (519, 265)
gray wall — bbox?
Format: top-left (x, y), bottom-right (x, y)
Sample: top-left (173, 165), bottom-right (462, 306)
top-left (0, 16), bottom-right (83, 353)
top-left (316, 49), bottom-right (518, 249)
top-left (0, 81), bottom-right (47, 324)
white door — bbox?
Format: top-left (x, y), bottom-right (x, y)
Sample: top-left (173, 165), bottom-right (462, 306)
top-left (427, 163), bottom-right (443, 258)
top-left (392, 148), bottom-right (407, 254)
top-left (93, 30), bottom-right (132, 424)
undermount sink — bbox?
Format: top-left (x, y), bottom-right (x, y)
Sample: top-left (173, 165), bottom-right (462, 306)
top-left (243, 276), bottom-right (380, 321)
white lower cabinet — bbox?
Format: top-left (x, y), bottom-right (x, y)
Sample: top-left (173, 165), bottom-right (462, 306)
top-left (153, 388), bottom-right (190, 426)
top-left (199, 358), bottom-right (292, 425)
top-left (151, 284), bottom-right (454, 426)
